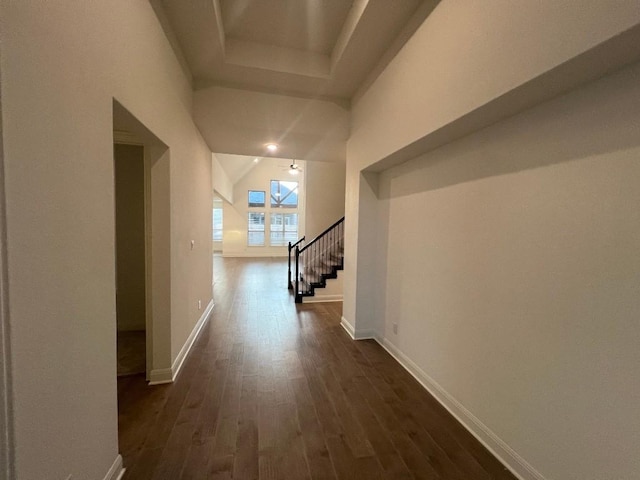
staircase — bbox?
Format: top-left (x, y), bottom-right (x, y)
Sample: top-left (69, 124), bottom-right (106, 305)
top-left (288, 217), bottom-right (344, 303)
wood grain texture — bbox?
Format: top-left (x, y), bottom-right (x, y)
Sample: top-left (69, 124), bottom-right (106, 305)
top-left (118, 257), bottom-right (517, 480)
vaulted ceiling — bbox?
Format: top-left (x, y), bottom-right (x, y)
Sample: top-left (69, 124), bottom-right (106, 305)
top-left (151, 0), bottom-right (440, 165)
top-left (153, 0), bottom-right (439, 102)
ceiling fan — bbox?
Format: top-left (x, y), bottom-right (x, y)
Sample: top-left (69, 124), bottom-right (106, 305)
top-left (283, 159), bottom-right (303, 175)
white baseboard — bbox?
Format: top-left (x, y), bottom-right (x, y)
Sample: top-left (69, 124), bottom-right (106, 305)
top-left (148, 300), bottom-right (214, 386)
top-left (148, 367), bottom-right (172, 385)
top-left (302, 294), bottom-right (343, 303)
top-left (171, 300), bottom-right (214, 381)
top-left (340, 316), bottom-right (355, 338)
top-left (339, 316), bottom-right (378, 340)
top-left (377, 337), bottom-right (544, 480)
top-left (221, 252), bottom-right (287, 258)
top-left (353, 329), bottom-right (378, 340)
top-left (103, 454), bottom-right (125, 480)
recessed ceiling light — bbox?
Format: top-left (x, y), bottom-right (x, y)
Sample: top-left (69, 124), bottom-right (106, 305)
top-left (253, 157), bottom-right (260, 163)
top-left (265, 143), bottom-right (278, 153)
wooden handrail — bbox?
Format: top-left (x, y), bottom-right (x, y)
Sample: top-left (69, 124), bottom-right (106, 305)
top-left (289, 236), bottom-right (305, 250)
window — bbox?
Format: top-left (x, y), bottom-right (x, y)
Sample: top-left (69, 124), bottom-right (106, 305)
top-left (270, 180), bottom-right (298, 208)
top-left (212, 206), bottom-right (223, 242)
top-left (248, 190), bottom-right (265, 207)
top-left (248, 212), bottom-right (265, 246)
top-left (247, 181), bottom-right (300, 248)
top-left (270, 213), bottom-right (298, 246)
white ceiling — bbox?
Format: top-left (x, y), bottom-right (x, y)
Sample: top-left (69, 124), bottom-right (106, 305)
top-left (150, 0), bottom-right (441, 177)
top-left (215, 153), bottom-right (301, 185)
top-left (154, 0), bottom-right (439, 101)
top-left (220, 0), bottom-right (354, 55)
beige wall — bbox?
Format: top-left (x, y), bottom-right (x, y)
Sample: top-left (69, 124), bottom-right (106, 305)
top-left (385, 63), bottom-right (640, 479)
top-left (304, 161), bottom-right (346, 240)
top-left (0, 1), bottom-right (212, 479)
top-left (343, 2), bottom-right (640, 479)
top-left (221, 158), bottom-right (346, 256)
top-left (344, 1), bottom-right (640, 334)
top-left (114, 144), bottom-right (146, 332)
top-left (375, 63), bottom-right (640, 479)
top-left (223, 159), bottom-right (305, 257)
top-left (348, 0), bottom-right (640, 170)
top-left (212, 153), bottom-right (233, 203)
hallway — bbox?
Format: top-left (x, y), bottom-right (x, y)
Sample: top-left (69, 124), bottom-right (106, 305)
top-left (117, 257), bottom-right (516, 480)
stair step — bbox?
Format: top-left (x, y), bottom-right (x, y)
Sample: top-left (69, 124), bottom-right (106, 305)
top-left (292, 216), bottom-right (345, 303)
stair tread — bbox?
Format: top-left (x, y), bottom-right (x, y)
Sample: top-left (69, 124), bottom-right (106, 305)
top-left (292, 218), bottom-right (344, 303)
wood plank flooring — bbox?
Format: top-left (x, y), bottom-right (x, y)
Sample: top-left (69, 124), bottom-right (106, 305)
top-left (117, 257), bottom-right (517, 480)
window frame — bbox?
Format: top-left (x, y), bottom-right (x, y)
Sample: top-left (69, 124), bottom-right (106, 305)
top-left (247, 211), bottom-right (266, 246)
top-left (212, 206), bottom-right (223, 242)
top-left (248, 190), bottom-right (266, 208)
top-left (270, 179), bottom-right (298, 209)
top-left (270, 212), bottom-right (298, 246)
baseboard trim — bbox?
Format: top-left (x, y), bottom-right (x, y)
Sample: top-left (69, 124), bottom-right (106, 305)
top-left (221, 253), bottom-right (287, 258)
top-left (353, 329), bottom-right (378, 340)
top-left (148, 300), bottom-right (214, 386)
top-left (103, 454), bottom-right (125, 480)
top-left (148, 368), bottom-right (172, 385)
top-left (302, 294), bottom-right (343, 303)
top-left (171, 300), bottom-right (214, 381)
top-left (340, 316), bottom-right (355, 339)
top-left (339, 317), bottom-right (379, 341)
top-left (377, 337), bottom-right (544, 480)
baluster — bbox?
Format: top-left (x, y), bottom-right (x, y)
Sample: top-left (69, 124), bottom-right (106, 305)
top-left (292, 218), bottom-right (344, 302)
top-left (288, 241), bottom-right (292, 289)
top-left (295, 245), bottom-right (300, 302)
top-left (321, 234), bottom-right (324, 275)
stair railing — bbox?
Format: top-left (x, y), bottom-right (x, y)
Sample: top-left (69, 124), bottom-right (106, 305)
top-left (293, 217), bottom-right (344, 303)
top-left (288, 236), bottom-right (305, 289)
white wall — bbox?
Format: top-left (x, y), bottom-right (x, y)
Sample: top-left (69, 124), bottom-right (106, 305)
top-left (381, 63), bottom-right (640, 479)
top-left (344, 1), bottom-right (640, 335)
top-left (212, 153), bottom-right (233, 203)
top-left (0, 2), bottom-right (212, 479)
top-left (349, 0), bottom-right (640, 170)
top-left (304, 161), bottom-right (346, 240)
top-left (221, 158), bottom-right (346, 256)
top-left (343, 2), bottom-right (640, 478)
top-left (194, 86), bottom-right (349, 163)
top-left (302, 161), bottom-right (346, 301)
top-left (223, 159), bottom-right (305, 257)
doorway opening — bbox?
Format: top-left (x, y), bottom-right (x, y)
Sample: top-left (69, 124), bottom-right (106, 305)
top-left (113, 99), bottom-right (172, 384)
top-left (114, 143), bottom-right (147, 377)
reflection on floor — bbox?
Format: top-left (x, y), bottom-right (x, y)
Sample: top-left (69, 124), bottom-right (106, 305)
top-left (118, 257), bottom-right (517, 480)
top-left (117, 330), bottom-right (146, 377)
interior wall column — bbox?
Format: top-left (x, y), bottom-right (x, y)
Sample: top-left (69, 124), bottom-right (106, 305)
top-left (342, 158), bottom-right (387, 339)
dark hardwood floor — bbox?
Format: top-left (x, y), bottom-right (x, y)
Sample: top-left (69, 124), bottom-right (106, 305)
top-left (118, 256), bottom-right (517, 480)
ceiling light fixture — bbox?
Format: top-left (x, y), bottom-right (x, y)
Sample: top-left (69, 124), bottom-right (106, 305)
top-left (265, 143), bottom-right (278, 153)
top-left (289, 160), bottom-right (301, 175)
